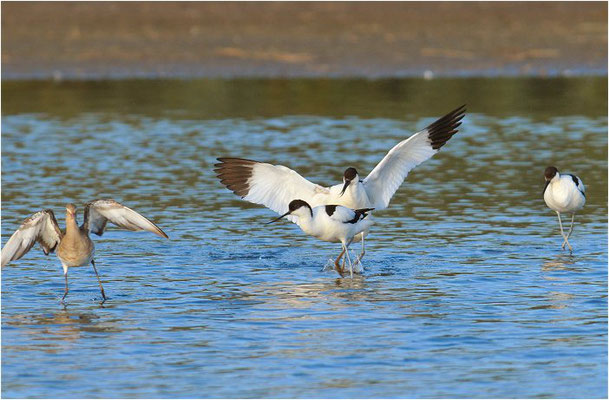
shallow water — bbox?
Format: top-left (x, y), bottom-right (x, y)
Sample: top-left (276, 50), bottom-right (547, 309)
top-left (2, 78), bottom-right (607, 398)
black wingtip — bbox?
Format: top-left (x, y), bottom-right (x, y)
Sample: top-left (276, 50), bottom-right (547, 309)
top-left (427, 105), bottom-right (467, 150)
top-left (213, 157), bottom-right (258, 198)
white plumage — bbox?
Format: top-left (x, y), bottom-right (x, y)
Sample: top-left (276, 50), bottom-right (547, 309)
top-left (363, 126), bottom-right (439, 209)
top-left (543, 166), bottom-right (586, 252)
top-left (544, 172), bottom-right (586, 213)
top-left (268, 199), bottom-right (374, 277)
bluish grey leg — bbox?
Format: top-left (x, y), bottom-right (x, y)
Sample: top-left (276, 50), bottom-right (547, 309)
top-left (557, 212), bottom-right (572, 252)
top-left (562, 214), bottom-right (575, 253)
top-left (344, 245), bottom-right (354, 278)
top-left (355, 235), bottom-right (366, 270)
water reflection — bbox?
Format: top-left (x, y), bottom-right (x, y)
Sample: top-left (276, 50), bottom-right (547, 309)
top-left (3, 309), bottom-right (117, 354)
top-left (2, 77), bottom-right (606, 119)
top-left (541, 253), bottom-right (578, 272)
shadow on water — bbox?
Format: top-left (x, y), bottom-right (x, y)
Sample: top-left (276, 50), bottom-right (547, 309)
top-left (1, 77), bottom-right (607, 398)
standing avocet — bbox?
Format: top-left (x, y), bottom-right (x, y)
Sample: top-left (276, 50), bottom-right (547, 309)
top-left (215, 105), bottom-right (465, 265)
top-left (543, 166), bottom-right (586, 252)
top-left (1, 199), bottom-right (169, 302)
top-left (267, 199), bottom-right (374, 277)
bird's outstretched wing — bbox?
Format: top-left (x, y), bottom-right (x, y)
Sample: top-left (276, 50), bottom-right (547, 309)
top-left (83, 199), bottom-right (168, 238)
top-left (363, 105), bottom-right (466, 210)
top-left (215, 158), bottom-right (331, 218)
top-left (1, 210), bottom-right (63, 267)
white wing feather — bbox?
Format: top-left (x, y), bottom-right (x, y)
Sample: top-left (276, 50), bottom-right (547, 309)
top-left (1, 210), bottom-right (62, 267)
top-left (363, 105), bottom-right (465, 210)
top-left (216, 106), bottom-right (464, 215)
top-left (328, 205), bottom-right (357, 223)
top-left (84, 200), bottom-right (168, 238)
top-left (215, 158), bottom-right (331, 221)
top-left (326, 205), bottom-right (375, 237)
top-left (363, 130), bottom-right (437, 210)
top-left (246, 163), bottom-right (330, 214)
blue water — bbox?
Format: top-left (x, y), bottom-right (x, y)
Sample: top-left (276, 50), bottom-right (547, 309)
top-left (1, 78), bottom-right (607, 398)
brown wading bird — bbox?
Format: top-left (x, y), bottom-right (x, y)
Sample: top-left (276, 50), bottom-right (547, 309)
top-left (1, 199), bottom-right (168, 302)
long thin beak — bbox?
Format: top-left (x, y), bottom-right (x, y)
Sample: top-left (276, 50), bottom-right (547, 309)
top-left (266, 210), bottom-right (291, 224)
top-left (543, 180), bottom-right (550, 195)
top-left (340, 180), bottom-right (350, 196)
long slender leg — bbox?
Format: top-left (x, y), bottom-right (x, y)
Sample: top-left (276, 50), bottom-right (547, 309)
top-left (334, 247), bottom-right (346, 277)
top-left (355, 235), bottom-right (366, 268)
top-left (91, 260), bottom-right (107, 300)
top-left (344, 247), bottom-right (354, 278)
top-left (565, 213), bottom-right (576, 239)
top-left (62, 273), bottom-right (69, 302)
top-left (343, 237), bottom-right (355, 269)
top-left (61, 264), bottom-right (69, 303)
top-left (562, 213), bottom-right (576, 252)
top-left (345, 251), bottom-right (353, 278)
top-left (556, 212), bottom-right (572, 252)
top-left (345, 239), bottom-right (355, 277)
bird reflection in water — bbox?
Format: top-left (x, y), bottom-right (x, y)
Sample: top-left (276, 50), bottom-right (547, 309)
top-left (3, 309), bottom-right (119, 353)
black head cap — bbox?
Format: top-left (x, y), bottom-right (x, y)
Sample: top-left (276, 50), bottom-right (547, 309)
top-left (544, 166), bottom-right (558, 181)
top-left (267, 199), bottom-right (313, 224)
top-left (344, 167), bottom-right (358, 181)
top-left (289, 199), bottom-right (311, 212)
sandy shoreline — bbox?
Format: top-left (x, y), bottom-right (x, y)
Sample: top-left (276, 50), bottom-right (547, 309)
top-left (2, 2), bottom-right (607, 80)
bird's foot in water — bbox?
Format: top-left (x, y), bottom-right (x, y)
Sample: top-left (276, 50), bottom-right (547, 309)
top-left (349, 251), bottom-right (365, 274)
top-left (322, 259), bottom-right (336, 272)
top-left (322, 259), bottom-right (349, 278)
top-left (323, 259), bottom-right (344, 276)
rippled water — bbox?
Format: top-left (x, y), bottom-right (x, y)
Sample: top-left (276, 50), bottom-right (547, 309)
top-left (2, 78), bottom-right (607, 398)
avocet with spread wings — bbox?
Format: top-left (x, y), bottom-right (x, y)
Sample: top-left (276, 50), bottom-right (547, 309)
top-left (215, 105), bottom-right (465, 266)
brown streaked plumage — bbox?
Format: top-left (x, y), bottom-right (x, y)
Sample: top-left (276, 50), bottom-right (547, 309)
top-left (1, 199), bottom-right (168, 302)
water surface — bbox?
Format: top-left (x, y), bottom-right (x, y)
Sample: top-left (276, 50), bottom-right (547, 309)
top-left (2, 78), bottom-right (607, 398)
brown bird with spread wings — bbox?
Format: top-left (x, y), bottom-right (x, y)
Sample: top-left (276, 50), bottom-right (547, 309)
top-left (1, 199), bottom-right (168, 302)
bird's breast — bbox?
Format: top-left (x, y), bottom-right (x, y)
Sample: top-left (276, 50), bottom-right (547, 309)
top-left (342, 186), bottom-right (373, 209)
top-left (297, 218), bottom-right (340, 243)
top-left (544, 181), bottom-right (585, 213)
top-left (57, 234), bottom-right (95, 267)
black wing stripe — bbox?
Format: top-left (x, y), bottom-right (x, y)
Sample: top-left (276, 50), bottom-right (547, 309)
top-left (325, 205), bottom-right (337, 216)
top-left (346, 207), bottom-right (375, 224)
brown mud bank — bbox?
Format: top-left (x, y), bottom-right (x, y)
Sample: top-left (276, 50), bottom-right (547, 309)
top-left (2, 2), bottom-right (607, 80)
